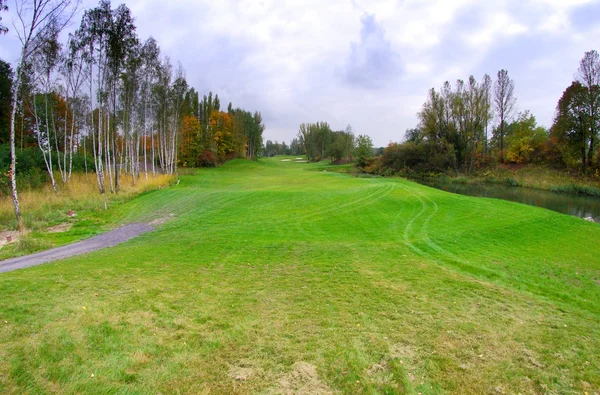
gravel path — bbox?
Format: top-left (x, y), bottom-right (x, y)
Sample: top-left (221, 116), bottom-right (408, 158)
top-left (0, 223), bottom-right (154, 274)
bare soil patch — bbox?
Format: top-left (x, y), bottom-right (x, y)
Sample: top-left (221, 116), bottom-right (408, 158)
top-left (46, 222), bottom-right (73, 233)
top-left (0, 230), bottom-right (28, 248)
top-left (272, 362), bottom-right (333, 395)
top-left (149, 213), bottom-right (175, 226)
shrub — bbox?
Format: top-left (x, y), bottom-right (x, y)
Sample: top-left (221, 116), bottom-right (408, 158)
top-left (198, 150), bottom-right (217, 167)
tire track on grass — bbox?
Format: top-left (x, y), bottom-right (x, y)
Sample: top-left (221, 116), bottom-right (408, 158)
top-left (393, 180), bottom-right (459, 261)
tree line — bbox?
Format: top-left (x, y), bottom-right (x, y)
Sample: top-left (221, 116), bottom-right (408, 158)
top-left (262, 123), bottom-right (375, 168)
top-left (295, 122), bottom-right (374, 166)
top-left (1, 0), bottom-right (265, 227)
top-left (178, 92), bottom-right (264, 167)
top-left (376, 50), bottom-right (600, 177)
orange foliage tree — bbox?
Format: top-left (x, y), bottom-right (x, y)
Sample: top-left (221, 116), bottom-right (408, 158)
top-left (210, 110), bottom-right (233, 160)
top-left (179, 114), bottom-right (200, 167)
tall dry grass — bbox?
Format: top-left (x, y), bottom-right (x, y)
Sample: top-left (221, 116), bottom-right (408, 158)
top-left (0, 173), bottom-right (175, 230)
top-left (488, 166), bottom-right (600, 196)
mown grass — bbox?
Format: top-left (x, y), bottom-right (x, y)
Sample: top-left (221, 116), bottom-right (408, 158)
top-left (1, 157), bottom-right (599, 394)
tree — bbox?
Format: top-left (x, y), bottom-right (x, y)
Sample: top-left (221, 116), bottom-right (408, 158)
top-left (482, 73), bottom-right (493, 154)
top-left (0, 0), bottom-right (8, 35)
top-left (250, 111), bottom-right (264, 158)
top-left (494, 69), bottom-right (516, 163)
top-left (106, 2), bottom-right (137, 192)
top-left (417, 75), bottom-right (490, 174)
top-left (355, 134), bottom-right (373, 167)
top-left (139, 36), bottom-right (160, 177)
top-left (504, 111), bottom-right (547, 164)
top-left (552, 81), bottom-right (590, 171)
top-left (404, 128), bottom-right (422, 144)
top-left (9, 0), bottom-right (79, 228)
top-left (74, 0), bottom-right (112, 193)
top-left (576, 50), bottom-right (600, 166)
top-left (297, 122), bottom-right (332, 161)
top-left (31, 19), bottom-right (63, 192)
top-left (210, 110), bottom-right (233, 160)
top-left (179, 114), bottom-right (199, 166)
top-left (329, 128), bottom-right (355, 162)
top-left (0, 59), bottom-right (12, 144)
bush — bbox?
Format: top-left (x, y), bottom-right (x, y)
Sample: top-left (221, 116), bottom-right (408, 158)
top-left (198, 150), bottom-right (217, 167)
top-left (376, 141), bottom-right (455, 176)
top-left (0, 144), bottom-right (95, 195)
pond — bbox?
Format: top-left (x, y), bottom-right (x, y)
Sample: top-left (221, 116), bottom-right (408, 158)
top-left (416, 179), bottom-right (600, 223)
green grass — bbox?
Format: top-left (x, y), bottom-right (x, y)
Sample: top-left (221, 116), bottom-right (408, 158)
top-left (1, 158), bottom-right (600, 394)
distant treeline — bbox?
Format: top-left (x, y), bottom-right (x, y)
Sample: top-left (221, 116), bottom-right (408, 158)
top-left (265, 123), bottom-right (375, 167)
top-left (268, 50), bottom-right (600, 179)
top-left (374, 50), bottom-right (600, 177)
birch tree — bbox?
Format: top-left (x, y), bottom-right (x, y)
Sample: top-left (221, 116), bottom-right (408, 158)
top-left (9, 0), bottom-right (79, 227)
top-left (139, 37), bottom-right (160, 176)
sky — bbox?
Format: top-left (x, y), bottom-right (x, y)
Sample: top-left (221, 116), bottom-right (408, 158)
top-left (1, 0), bottom-right (600, 147)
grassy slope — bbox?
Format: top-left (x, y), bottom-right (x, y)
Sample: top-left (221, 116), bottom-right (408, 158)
top-left (1, 157), bottom-right (599, 394)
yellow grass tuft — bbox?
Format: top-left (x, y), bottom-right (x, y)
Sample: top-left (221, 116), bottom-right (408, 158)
top-left (0, 172), bottom-right (175, 231)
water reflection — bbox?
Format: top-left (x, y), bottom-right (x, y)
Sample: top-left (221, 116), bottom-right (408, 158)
top-left (417, 179), bottom-right (600, 223)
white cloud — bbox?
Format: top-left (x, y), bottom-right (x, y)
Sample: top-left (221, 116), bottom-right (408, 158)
top-left (1, 0), bottom-right (598, 145)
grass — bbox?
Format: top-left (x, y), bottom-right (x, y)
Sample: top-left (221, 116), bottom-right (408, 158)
top-left (1, 157), bottom-right (599, 393)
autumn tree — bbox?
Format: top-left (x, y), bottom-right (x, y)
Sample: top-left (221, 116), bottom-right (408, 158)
top-left (504, 111), bottom-right (547, 164)
top-left (210, 110), bottom-right (233, 160)
top-left (179, 114), bottom-right (199, 166)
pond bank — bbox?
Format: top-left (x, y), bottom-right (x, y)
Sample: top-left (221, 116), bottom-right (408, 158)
top-left (421, 165), bottom-right (600, 198)
top-left (415, 177), bottom-right (600, 223)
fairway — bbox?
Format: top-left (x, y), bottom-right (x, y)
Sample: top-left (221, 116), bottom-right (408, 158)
top-left (1, 158), bottom-right (599, 394)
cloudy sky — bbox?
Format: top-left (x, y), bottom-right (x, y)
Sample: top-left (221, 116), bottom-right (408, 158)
top-left (2, 0), bottom-right (600, 146)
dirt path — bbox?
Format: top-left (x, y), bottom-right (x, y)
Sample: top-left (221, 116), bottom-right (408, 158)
top-left (0, 223), bottom-right (154, 274)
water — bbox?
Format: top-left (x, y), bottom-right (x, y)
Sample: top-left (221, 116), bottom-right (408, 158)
top-left (416, 179), bottom-right (600, 223)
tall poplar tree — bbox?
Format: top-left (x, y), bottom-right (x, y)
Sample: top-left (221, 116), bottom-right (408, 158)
top-left (494, 69), bottom-right (516, 163)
